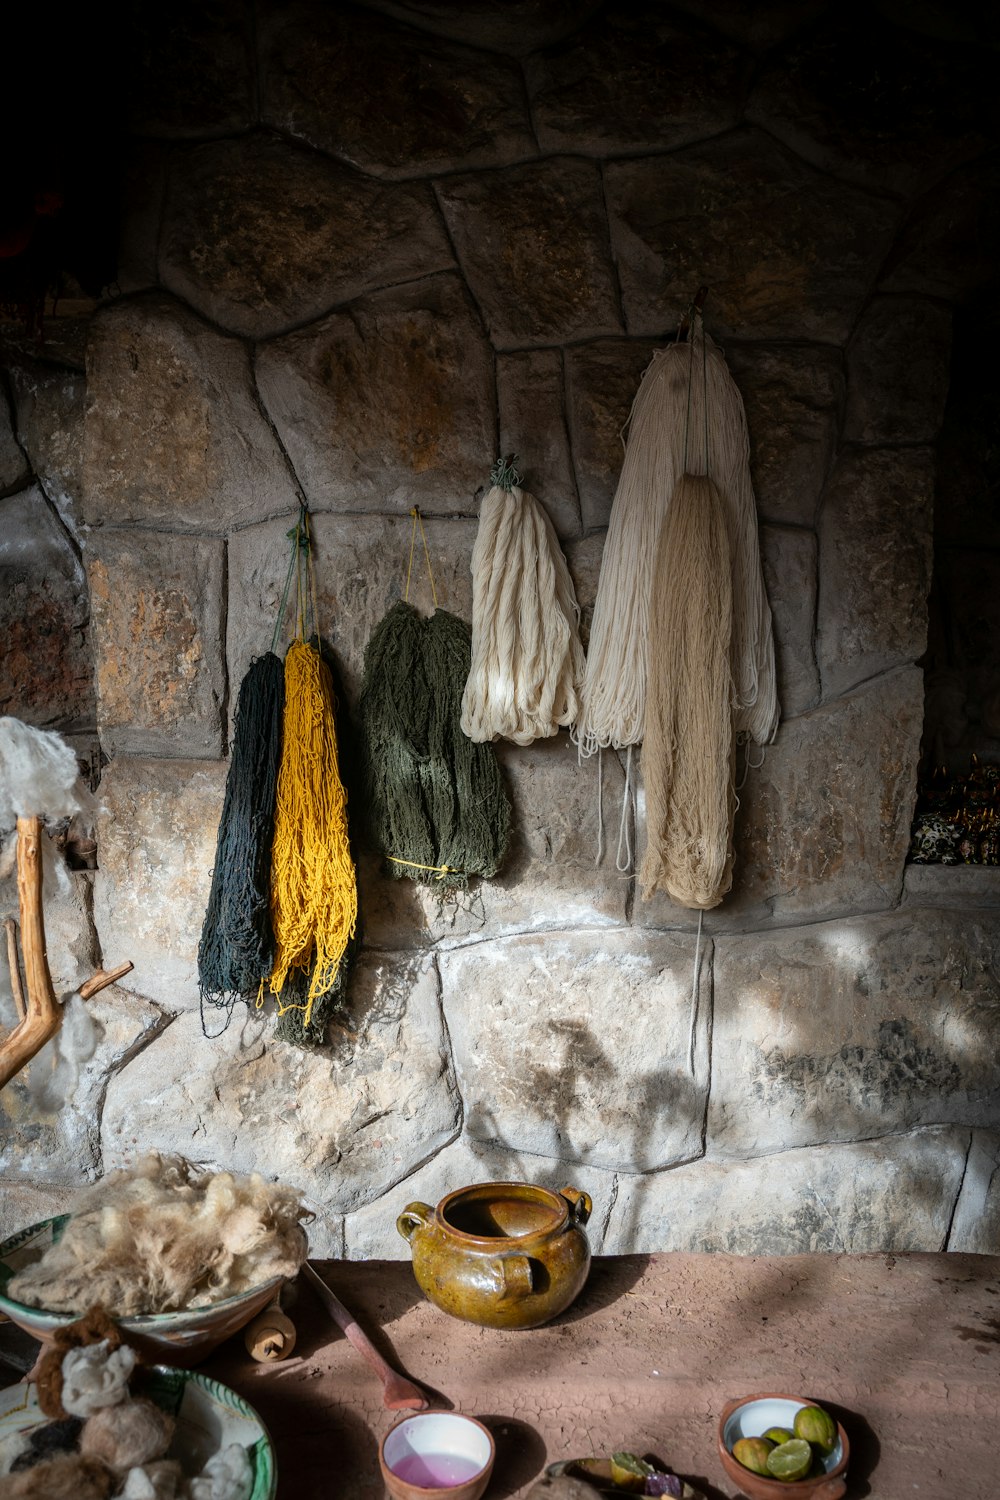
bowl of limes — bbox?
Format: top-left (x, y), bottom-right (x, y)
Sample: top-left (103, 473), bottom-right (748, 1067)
top-left (717, 1394), bottom-right (849, 1499)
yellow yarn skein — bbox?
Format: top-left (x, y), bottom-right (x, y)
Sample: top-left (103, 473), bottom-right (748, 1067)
top-left (269, 639), bottom-right (357, 1026)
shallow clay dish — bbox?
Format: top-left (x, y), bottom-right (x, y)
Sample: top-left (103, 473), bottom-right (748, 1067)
top-left (0, 1364), bottom-right (276, 1499)
top-left (717, 1394), bottom-right (849, 1500)
top-left (0, 1217), bottom-right (284, 1365)
top-left (380, 1410), bottom-right (495, 1500)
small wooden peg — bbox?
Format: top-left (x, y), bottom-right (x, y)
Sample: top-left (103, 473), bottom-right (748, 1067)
top-left (244, 1297), bottom-right (296, 1362)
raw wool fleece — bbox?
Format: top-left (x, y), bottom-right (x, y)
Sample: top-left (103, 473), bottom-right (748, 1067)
top-left (80, 1399), bottom-right (175, 1475)
top-left (8, 1154), bottom-right (309, 1316)
top-left (3, 1452), bottom-right (116, 1500)
top-left (0, 717), bottom-right (82, 829)
top-left (574, 334), bottom-right (778, 756)
top-left (461, 480), bottom-right (585, 745)
top-left (639, 475), bottom-right (736, 909)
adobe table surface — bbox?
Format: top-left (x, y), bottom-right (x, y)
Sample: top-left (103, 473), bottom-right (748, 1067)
top-left (4, 1253), bottom-right (1000, 1499)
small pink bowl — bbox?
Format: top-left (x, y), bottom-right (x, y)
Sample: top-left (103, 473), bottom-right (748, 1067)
top-left (717, 1393), bottom-right (849, 1500)
top-left (380, 1412), bottom-right (495, 1500)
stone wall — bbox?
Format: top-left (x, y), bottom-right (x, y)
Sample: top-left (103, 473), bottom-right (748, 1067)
top-left (2, 0), bottom-right (999, 1258)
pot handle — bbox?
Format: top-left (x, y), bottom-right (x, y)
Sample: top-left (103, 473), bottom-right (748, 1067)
top-left (560, 1186), bottom-right (593, 1225)
top-left (494, 1253), bottom-right (534, 1301)
top-left (396, 1201), bottom-right (432, 1243)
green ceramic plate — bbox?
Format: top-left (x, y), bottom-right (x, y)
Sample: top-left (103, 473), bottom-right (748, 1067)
top-left (0, 1364), bottom-right (277, 1499)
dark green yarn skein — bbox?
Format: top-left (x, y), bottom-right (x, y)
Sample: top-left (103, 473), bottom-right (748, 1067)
top-left (359, 601), bottom-right (510, 889)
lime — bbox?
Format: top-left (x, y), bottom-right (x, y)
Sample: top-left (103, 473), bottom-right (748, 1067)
top-left (610, 1454), bottom-right (654, 1491)
top-left (793, 1405), bottom-right (837, 1455)
top-left (732, 1437), bottom-right (774, 1476)
top-left (763, 1427), bottom-right (794, 1445)
top-left (765, 1439), bottom-right (813, 1482)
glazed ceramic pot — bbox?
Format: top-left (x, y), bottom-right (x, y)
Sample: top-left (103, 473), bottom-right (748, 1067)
top-left (396, 1181), bottom-right (592, 1330)
top-left (717, 1394), bottom-right (850, 1500)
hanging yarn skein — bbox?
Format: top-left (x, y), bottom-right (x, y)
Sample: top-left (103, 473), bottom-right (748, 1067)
top-left (268, 509), bottom-right (358, 1038)
top-left (198, 652), bottom-right (284, 1019)
top-left (573, 317), bottom-right (779, 760)
top-left (462, 455), bottom-right (585, 746)
top-left (360, 508), bottom-right (510, 890)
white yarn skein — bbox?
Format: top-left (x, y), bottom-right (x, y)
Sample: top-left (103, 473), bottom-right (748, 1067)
top-left (190, 1443), bottom-right (254, 1500)
top-left (61, 1339), bottom-right (137, 1417)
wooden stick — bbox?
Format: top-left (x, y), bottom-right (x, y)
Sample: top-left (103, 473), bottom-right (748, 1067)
top-left (3, 917), bottom-right (26, 1023)
top-left (302, 1263), bottom-right (429, 1410)
top-left (0, 817), bottom-right (62, 1091)
top-left (79, 961), bottom-right (134, 1000)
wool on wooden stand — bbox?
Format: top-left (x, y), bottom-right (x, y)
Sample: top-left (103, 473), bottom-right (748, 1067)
top-left (462, 457), bottom-right (585, 746)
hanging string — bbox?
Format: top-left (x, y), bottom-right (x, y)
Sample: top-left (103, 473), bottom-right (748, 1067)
top-left (687, 909), bottom-right (704, 1076)
top-left (615, 745), bottom-right (634, 873)
top-left (404, 506), bottom-right (439, 610)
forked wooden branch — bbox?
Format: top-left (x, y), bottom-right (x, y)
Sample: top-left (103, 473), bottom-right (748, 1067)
top-left (0, 816), bottom-right (134, 1092)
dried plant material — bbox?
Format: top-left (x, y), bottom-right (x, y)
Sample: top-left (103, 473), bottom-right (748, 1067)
top-left (61, 1341), bottom-right (136, 1418)
top-left (80, 1398), bottom-right (174, 1473)
top-left (8, 1154), bottom-right (309, 1316)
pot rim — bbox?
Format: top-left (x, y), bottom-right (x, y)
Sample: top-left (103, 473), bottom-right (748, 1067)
top-left (379, 1411), bottom-right (497, 1490)
top-left (434, 1181), bottom-right (570, 1248)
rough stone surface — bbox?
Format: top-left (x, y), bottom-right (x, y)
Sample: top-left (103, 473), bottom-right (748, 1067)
top-left (87, 530), bottom-right (225, 758)
top-left (666, 0), bottom-right (827, 52)
top-left (101, 951), bottom-right (461, 1217)
top-left (496, 351), bottom-right (581, 540)
top-left (227, 512), bottom-right (478, 712)
top-left (0, 987), bottom-right (164, 1184)
top-left (436, 160), bottom-right (622, 349)
top-left (440, 929), bottom-right (710, 1172)
top-left (0, 487), bottom-right (93, 730)
top-left (255, 275), bottom-right (495, 515)
top-left (726, 342), bottom-right (843, 527)
top-left (563, 532), bottom-right (607, 649)
top-left (0, 866), bottom-right (98, 1002)
top-left (259, 1), bottom-right (535, 178)
top-left (746, 17), bottom-right (998, 198)
top-left (117, 144), bottom-right (169, 297)
top-left (878, 154), bottom-right (1000, 301)
top-left (93, 757), bottom-right (228, 1008)
top-left (564, 340), bottom-right (660, 531)
top-left (0, 1180), bottom-right (75, 1241)
top-left (949, 1129), bottom-right (1000, 1254)
top-left (607, 1127), bottom-right (970, 1254)
top-left (818, 448), bottom-right (934, 699)
top-left (126, 0), bottom-right (254, 137)
top-left (903, 866), bottom-right (1000, 910)
top-left (709, 909), bottom-right (1000, 1157)
top-left (82, 295), bottom-right (300, 532)
top-left (0, 391), bottom-right (28, 491)
top-left (606, 128), bottom-right (898, 342)
top-left (10, 366), bottom-right (86, 526)
top-left (343, 1132), bottom-right (619, 1259)
top-left (360, 735), bottom-right (627, 950)
top-left (524, 5), bottom-right (745, 156)
top-left (160, 135), bottom-right (454, 340)
top-left (365, 0), bottom-right (603, 54)
top-left (845, 297), bottom-right (952, 444)
top-left (761, 524), bottom-right (819, 720)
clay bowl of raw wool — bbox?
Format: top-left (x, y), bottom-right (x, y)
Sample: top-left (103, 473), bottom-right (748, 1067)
top-left (717, 1394), bottom-right (849, 1500)
top-left (380, 1412), bottom-right (496, 1500)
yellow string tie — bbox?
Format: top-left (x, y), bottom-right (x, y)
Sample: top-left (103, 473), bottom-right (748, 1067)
top-left (387, 856), bottom-right (456, 881)
top-left (404, 506), bottom-right (439, 609)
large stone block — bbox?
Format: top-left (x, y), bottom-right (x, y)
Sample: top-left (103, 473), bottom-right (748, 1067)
top-left (126, 0), bottom-right (253, 137)
top-left (667, 0), bottom-right (827, 51)
top-left (638, 669), bottom-right (922, 932)
top-left (878, 155), bottom-right (1000, 302)
top-left (343, 1132), bottom-right (620, 1259)
top-left (101, 951), bottom-right (462, 1217)
top-left (10, 366), bottom-right (86, 526)
top-left (761, 523), bottom-right (819, 719)
top-left (709, 910), bottom-right (1000, 1157)
top-left (0, 864), bottom-right (98, 1001)
top-left (117, 144), bottom-right (169, 297)
top-left (496, 352), bottom-right (581, 540)
top-left (0, 391), bottom-right (28, 491)
top-left (93, 757), bottom-right (228, 1008)
top-left (902, 866), bottom-right (1000, 910)
top-left (0, 488), bottom-right (94, 732)
top-left (0, 986), bottom-right (164, 1184)
top-left (726, 343), bottom-right (843, 527)
top-left (949, 1130), bottom-right (1000, 1254)
top-left (227, 512), bottom-right (478, 712)
top-left (746, 17), bottom-right (997, 198)
top-left (255, 275), bottom-right (495, 515)
top-left (82, 295), bottom-right (299, 531)
top-left (605, 129), bottom-right (898, 342)
top-left (563, 532), bottom-right (607, 650)
top-left (87, 530), bottom-right (225, 758)
top-left (439, 929), bottom-right (710, 1172)
top-left (259, 2), bottom-right (535, 178)
top-left (818, 448), bottom-right (934, 699)
top-left (436, 160), bottom-right (622, 350)
top-left (364, 0), bottom-right (602, 54)
top-left (607, 1127), bottom-right (969, 1253)
top-left (160, 135), bottom-right (454, 340)
top-left (845, 298), bottom-right (952, 444)
top-left (360, 736), bottom-right (627, 950)
top-left (524, 5), bottom-right (744, 156)
top-left (564, 340), bottom-right (660, 532)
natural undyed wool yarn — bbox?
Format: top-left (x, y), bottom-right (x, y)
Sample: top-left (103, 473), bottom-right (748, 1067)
top-left (4, 1452), bottom-right (116, 1500)
top-left (121, 1460), bottom-right (188, 1499)
top-left (36, 1306), bottom-right (125, 1419)
top-left (8, 1154), bottom-right (309, 1316)
top-left (80, 1398), bottom-right (175, 1474)
top-left (639, 474), bottom-right (736, 910)
top-left (60, 1339), bottom-right (137, 1418)
top-left (462, 463), bottom-right (585, 745)
top-left (574, 333), bottom-right (778, 757)
top-left (189, 1443), bottom-right (254, 1500)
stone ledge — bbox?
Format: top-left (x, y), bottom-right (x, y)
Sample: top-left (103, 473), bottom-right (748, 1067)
top-left (902, 863), bottom-right (1000, 909)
